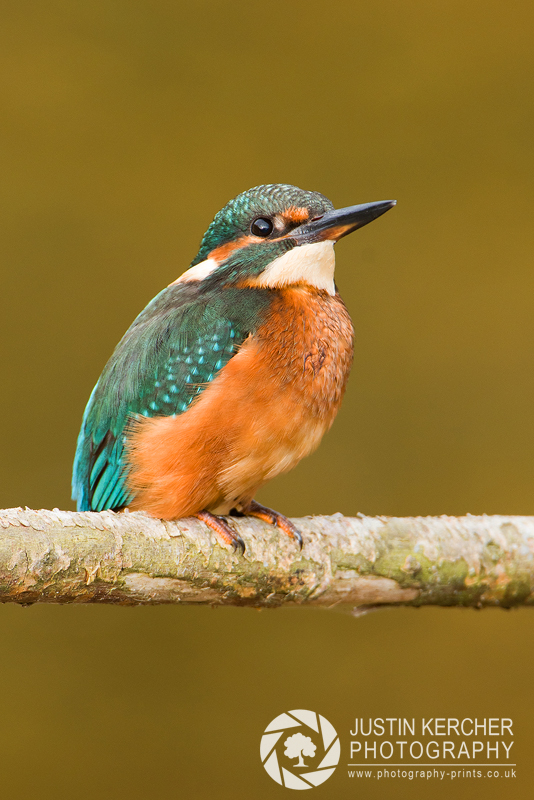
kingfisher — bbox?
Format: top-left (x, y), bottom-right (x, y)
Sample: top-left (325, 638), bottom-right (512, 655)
top-left (72, 184), bottom-right (395, 552)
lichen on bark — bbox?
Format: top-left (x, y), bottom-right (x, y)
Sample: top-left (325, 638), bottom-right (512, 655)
top-left (0, 508), bottom-right (532, 608)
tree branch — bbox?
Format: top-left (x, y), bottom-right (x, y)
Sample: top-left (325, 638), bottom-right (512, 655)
top-left (0, 508), bottom-right (532, 608)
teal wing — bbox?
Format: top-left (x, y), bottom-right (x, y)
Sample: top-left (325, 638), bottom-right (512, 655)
top-left (72, 282), bottom-right (269, 512)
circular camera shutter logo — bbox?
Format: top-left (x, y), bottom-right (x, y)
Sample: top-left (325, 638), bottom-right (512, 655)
top-left (260, 709), bottom-right (340, 789)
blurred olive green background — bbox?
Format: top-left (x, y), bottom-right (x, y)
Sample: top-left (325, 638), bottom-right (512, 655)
top-left (1, 1), bottom-right (533, 798)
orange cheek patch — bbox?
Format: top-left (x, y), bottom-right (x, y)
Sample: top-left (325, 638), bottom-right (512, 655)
top-left (209, 234), bottom-right (257, 263)
top-left (206, 210), bottom-right (310, 265)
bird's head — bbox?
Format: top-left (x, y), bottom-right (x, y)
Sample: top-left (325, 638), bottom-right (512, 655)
top-left (177, 184), bottom-right (395, 295)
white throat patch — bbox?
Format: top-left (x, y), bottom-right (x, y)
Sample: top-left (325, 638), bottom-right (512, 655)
top-left (254, 240), bottom-right (336, 295)
top-left (171, 240), bottom-right (337, 294)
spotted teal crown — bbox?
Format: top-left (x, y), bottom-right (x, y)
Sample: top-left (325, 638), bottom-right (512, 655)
top-left (191, 184), bottom-right (334, 266)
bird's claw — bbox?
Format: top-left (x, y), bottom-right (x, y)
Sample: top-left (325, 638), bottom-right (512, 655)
top-left (243, 500), bottom-right (303, 549)
top-left (194, 510), bottom-right (245, 554)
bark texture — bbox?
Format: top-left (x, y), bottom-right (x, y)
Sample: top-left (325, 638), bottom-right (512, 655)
top-left (0, 508), bottom-right (533, 608)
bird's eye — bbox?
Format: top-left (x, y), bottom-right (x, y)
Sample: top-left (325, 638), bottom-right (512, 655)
top-left (251, 217), bottom-right (274, 237)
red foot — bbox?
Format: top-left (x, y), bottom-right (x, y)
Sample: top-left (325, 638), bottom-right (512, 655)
top-left (242, 500), bottom-right (303, 549)
top-left (194, 510), bottom-right (245, 554)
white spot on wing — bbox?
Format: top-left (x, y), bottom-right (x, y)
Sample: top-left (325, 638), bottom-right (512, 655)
top-left (254, 240), bottom-right (336, 295)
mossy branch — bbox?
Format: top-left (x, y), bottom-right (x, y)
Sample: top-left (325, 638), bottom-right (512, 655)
top-left (0, 508), bottom-right (532, 608)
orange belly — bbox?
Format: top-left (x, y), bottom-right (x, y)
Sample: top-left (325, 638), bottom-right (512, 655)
top-left (126, 287), bottom-right (354, 518)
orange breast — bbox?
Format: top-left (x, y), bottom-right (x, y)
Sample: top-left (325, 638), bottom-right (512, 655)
top-left (126, 288), bottom-right (354, 519)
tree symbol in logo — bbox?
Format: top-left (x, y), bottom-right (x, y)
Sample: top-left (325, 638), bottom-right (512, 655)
top-left (260, 709), bottom-right (340, 789)
top-left (284, 733), bottom-right (317, 768)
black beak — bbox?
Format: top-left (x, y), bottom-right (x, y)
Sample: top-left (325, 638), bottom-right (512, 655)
top-left (292, 200), bottom-right (396, 244)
